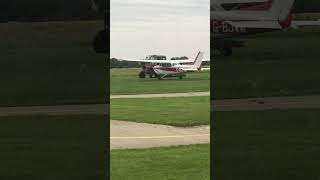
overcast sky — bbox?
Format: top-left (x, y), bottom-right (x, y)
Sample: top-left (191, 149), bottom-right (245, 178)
top-left (110, 0), bottom-right (210, 60)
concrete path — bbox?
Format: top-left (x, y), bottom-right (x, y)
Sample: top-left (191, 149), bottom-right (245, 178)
top-left (110, 120), bottom-right (210, 150)
top-left (213, 96), bottom-right (320, 111)
top-left (111, 92), bottom-right (210, 99)
top-left (0, 104), bottom-right (108, 117)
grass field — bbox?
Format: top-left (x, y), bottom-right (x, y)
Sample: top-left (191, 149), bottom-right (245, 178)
top-left (213, 27), bottom-right (320, 99)
top-left (0, 115), bottom-right (108, 180)
top-left (111, 96), bottom-right (210, 126)
top-left (0, 21), bottom-right (108, 107)
top-left (213, 109), bottom-right (320, 179)
top-left (111, 68), bottom-right (210, 95)
top-left (111, 144), bottom-right (209, 180)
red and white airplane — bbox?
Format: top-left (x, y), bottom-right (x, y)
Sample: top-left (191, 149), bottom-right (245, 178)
top-left (211, 0), bottom-right (320, 55)
top-left (153, 51), bottom-right (205, 79)
top-left (119, 51), bottom-right (207, 79)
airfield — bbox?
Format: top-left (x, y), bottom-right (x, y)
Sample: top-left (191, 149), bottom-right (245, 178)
top-left (0, 21), bottom-right (108, 179)
top-left (1, 19), bottom-right (320, 179)
top-left (110, 67), bottom-right (211, 179)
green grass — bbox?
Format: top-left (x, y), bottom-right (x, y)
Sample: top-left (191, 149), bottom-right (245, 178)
top-left (111, 144), bottom-right (210, 180)
top-left (212, 27), bottom-right (320, 99)
top-left (213, 109), bottom-right (320, 180)
top-left (0, 115), bottom-right (108, 180)
top-left (111, 96), bottom-right (210, 126)
top-left (111, 68), bottom-right (210, 95)
top-left (0, 21), bottom-right (108, 107)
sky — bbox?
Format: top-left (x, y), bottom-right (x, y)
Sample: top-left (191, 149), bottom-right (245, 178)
top-left (110, 0), bottom-right (210, 60)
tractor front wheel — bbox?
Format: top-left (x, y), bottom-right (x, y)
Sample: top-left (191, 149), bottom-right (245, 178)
top-left (139, 71), bottom-right (146, 78)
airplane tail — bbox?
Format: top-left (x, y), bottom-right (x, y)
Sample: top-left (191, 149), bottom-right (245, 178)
top-left (239, 0), bottom-right (273, 11)
top-left (269, 0), bottom-right (295, 21)
top-left (243, 0), bottom-right (295, 20)
top-left (192, 51), bottom-right (204, 70)
top-left (242, 0), bottom-right (295, 26)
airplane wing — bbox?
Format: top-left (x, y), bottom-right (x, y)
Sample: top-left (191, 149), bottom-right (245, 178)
top-left (118, 58), bottom-right (211, 63)
top-left (118, 58), bottom-right (173, 63)
top-left (291, 20), bottom-right (320, 28)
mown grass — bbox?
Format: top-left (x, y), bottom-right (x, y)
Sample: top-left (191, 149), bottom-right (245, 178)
top-left (111, 96), bottom-right (210, 126)
top-left (111, 68), bottom-right (210, 95)
top-left (212, 27), bottom-right (320, 99)
top-left (213, 109), bottom-right (320, 180)
top-left (0, 115), bottom-right (108, 180)
top-left (111, 144), bottom-right (210, 180)
top-left (0, 21), bottom-right (108, 107)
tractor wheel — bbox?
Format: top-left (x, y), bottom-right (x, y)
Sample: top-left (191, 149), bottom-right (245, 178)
top-left (221, 47), bottom-right (233, 56)
top-left (139, 71), bottom-right (146, 78)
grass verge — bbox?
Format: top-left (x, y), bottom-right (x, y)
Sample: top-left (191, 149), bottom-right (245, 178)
top-left (111, 68), bottom-right (210, 95)
top-left (212, 28), bottom-right (320, 99)
top-left (111, 144), bottom-right (210, 180)
top-left (111, 96), bottom-right (210, 126)
top-left (0, 115), bottom-right (108, 180)
top-left (0, 21), bottom-right (108, 107)
top-left (213, 109), bottom-right (320, 179)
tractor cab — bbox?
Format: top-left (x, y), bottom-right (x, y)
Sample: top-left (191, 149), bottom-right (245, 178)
top-left (146, 55), bottom-right (167, 60)
top-left (139, 54), bottom-right (167, 78)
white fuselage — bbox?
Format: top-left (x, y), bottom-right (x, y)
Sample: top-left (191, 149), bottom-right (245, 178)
top-left (153, 66), bottom-right (184, 75)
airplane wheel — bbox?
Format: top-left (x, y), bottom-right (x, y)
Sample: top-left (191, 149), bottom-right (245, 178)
top-left (158, 77), bottom-right (162, 80)
top-left (179, 76), bottom-right (183, 79)
top-left (139, 71), bottom-right (146, 78)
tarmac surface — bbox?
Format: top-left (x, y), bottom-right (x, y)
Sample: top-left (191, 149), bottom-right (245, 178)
top-left (212, 95), bottom-right (320, 111)
top-left (110, 120), bottom-right (210, 150)
top-left (0, 104), bottom-right (109, 117)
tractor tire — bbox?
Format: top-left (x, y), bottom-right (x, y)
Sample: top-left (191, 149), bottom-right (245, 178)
top-left (221, 47), bottom-right (233, 56)
top-left (139, 71), bottom-right (146, 78)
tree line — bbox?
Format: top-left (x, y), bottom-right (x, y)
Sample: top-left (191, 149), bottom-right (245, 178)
top-left (1, 0), bottom-right (319, 22)
top-left (110, 58), bottom-right (140, 69)
top-left (0, 0), bottom-right (106, 22)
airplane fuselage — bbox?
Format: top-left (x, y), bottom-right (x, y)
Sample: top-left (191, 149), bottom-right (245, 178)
top-left (211, 20), bottom-right (280, 39)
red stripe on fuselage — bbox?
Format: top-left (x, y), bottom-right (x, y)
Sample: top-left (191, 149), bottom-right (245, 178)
top-left (239, 0), bottom-right (273, 11)
top-left (154, 67), bottom-right (183, 72)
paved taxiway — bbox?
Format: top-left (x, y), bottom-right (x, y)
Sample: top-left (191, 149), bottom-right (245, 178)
top-left (111, 120), bottom-right (210, 150)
